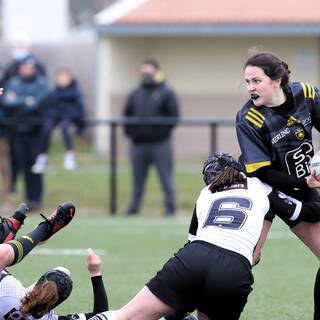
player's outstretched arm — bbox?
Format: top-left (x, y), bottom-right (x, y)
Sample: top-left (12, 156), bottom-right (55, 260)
top-left (58, 249), bottom-right (109, 320)
top-left (86, 248), bottom-right (109, 315)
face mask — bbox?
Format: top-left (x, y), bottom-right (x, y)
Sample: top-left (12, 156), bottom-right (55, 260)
top-left (141, 74), bottom-right (154, 85)
top-left (12, 49), bottom-right (29, 61)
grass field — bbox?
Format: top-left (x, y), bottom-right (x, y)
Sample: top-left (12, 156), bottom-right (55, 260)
top-left (2, 139), bottom-right (319, 319)
top-left (8, 137), bottom-right (205, 216)
top-left (8, 215), bottom-right (319, 320)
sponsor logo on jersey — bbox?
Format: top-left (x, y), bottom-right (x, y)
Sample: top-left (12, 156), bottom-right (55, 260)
top-left (271, 128), bottom-right (290, 144)
top-left (287, 116), bottom-right (301, 126)
top-left (285, 140), bottom-right (313, 177)
top-left (295, 127), bottom-right (305, 140)
top-left (302, 115), bottom-right (311, 126)
top-left (223, 179), bottom-right (248, 191)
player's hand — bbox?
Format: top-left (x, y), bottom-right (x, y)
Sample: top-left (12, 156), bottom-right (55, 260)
top-left (307, 169), bottom-right (320, 188)
top-left (86, 248), bottom-right (101, 277)
top-left (0, 88), bottom-right (3, 96)
top-left (252, 249), bottom-right (261, 266)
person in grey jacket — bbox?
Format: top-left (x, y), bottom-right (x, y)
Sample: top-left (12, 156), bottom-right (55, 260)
top-left (123, 59), bottom-right (180, 216)
top-left (2, 57), bottom-right (47, 211)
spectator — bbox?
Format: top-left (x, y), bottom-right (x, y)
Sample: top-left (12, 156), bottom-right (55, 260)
top-left (32, 67), bottom-right (86, 173)
top-left (0, 71), bottom-right (13, 214)
top-left (1, 57), bottom-right (47, 211)
top-left (2, 32), bottom-right (46, 84)
top-left (123, 59), bottom-right (180, 216)
top-left (2, 32), bottom-right (46, 196)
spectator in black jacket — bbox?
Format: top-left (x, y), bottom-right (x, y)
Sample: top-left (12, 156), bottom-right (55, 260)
top-left (32, 68), bottom-right (86, 173)
top-left (2, 57), bottom-right (47, 211)
top-left (123, 59), bottom-right (180, 216)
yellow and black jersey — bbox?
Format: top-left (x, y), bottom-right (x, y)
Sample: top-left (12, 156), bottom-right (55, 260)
top-left (236, 82), bottom-right (320, 178)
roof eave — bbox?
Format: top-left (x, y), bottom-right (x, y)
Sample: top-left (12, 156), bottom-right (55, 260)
top-left (95, 23), bottom-right (320, 37)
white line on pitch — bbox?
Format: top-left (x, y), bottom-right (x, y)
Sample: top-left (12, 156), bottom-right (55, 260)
top-left (30, 248), bottom-right (105, 256)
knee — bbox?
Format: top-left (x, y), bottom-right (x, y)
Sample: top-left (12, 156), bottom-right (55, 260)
top-left (0, 244), bottom-right (15, 268)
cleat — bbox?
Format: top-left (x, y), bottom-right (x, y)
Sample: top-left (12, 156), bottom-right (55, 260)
top-left (0, 203), bottom-right (28, 244)
top-left (40, 202), bottom-right (75, 239)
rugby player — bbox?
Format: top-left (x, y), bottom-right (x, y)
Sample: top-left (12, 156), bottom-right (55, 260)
top-left (89, 152), bottom-right (320, 320)
top-left (0, 202), bottom-right (108, 320)
top-left (236, 51), bottom-right (320, 319)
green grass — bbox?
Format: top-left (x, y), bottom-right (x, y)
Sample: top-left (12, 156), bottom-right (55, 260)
top-left (9, 137), bottom-right (204, 216)
top-left (2, 138), bottom-right (319, 319)
top-left (8, 216), bottom-right (319, 320)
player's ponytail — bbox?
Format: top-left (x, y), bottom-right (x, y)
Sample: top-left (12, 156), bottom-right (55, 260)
top-left (20, 281), bottom-right (59, 318)
top-left (209, 167), bottom-right (244, 193)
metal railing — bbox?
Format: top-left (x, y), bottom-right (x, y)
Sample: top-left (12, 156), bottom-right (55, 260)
top-left (0, 116), bottom-right (235, 214)
top-left (87, 117), bottom-right (235, 214)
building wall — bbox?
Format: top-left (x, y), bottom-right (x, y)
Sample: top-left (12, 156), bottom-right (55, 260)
top-left (106, 36), bottom-right (320, 94)
top-left (96, 35), bottom-right (320, 159)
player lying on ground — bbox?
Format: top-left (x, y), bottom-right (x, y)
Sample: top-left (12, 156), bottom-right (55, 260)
top-left (0, 201), bottom-right (75, 271)
top-left (0, 203), bottom-right (108, 320)
top-left (88, 152), bottom-right (320, 320)
top-left (0, 248), bottom-right (108, 320)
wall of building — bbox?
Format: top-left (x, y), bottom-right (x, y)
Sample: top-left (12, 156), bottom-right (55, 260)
top-left (96, 35), bottom-right (320, 159)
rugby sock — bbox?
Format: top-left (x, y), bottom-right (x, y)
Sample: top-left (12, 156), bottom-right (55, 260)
top-left (88, 311), bottom-right (117, 320)
top-left (6, 222), bottom-right (49, 265)
top-left (12, 210), bottom-right (27, 223)
top-left (314, 267), bottom-right (320, 320)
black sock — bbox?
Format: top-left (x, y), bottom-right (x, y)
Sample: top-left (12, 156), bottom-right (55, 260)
top-left (6, 222), bottom-right (49, 265)
top-left (314, 267), bottom-right (320, 320)
top-left (12, 210), bottom-right (26, 223)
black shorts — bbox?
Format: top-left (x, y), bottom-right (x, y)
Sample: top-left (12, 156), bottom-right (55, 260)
top-left (146, 241), bottom-right (254, 320)
top-left (278, 188), bottom-right (320, 228)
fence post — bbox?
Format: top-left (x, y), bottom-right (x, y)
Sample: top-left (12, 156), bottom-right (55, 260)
top-left (210, 123), bottom-right (217, 154)
top-left (110, 121), bottom-right (117, 214)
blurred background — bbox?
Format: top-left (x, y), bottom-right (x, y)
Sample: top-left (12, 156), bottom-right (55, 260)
top-left (2, 2), bottom-right (320, 319)
top-left (1, 0), bottom-right (320, 216)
